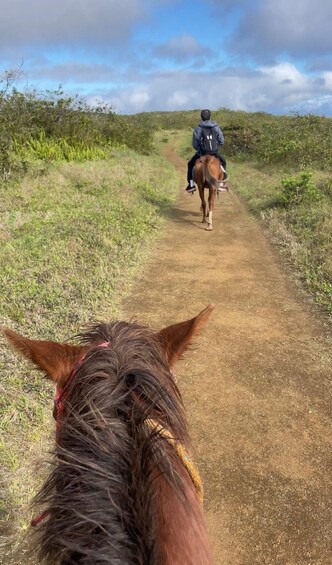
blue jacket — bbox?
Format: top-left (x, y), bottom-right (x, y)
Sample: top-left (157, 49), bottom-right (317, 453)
top-left (193, 119), bottom-right (224, 156)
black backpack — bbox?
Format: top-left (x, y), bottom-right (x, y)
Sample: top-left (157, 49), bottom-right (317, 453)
top-left (200, 126), bottom-right (218, 154)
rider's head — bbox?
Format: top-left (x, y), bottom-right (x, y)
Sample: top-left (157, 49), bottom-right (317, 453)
top-left (201, 109), bottom-right (211, 121)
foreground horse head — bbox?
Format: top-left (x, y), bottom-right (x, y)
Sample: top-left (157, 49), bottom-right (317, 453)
top-left (193, 155), bottom-right (225, 231)
top-left (4, 305), bottom-right (214, 565)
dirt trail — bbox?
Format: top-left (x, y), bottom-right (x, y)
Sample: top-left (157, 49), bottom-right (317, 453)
top-left (122, 147), bottom-right (331, 564)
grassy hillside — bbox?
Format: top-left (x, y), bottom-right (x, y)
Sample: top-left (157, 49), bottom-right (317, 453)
top-left (136, 108), bottom-right (332, 171)
top-left (0, 146), bottom-right (179, 558)
top-left (1, 82), bottom-right (331, 179)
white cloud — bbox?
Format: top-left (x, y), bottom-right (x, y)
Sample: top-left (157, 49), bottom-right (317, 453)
top-left (167, 90), bottom-right (190, 107)
top-left (5, 54), bottom-right (331, 116)
top-left (31, 62), bottom-right (119, 83)
top-left (108, 86), bottom-right (152, 113)
top-left (322, 72), bottom-right (332, 89)
top-left (154, 34), bottom-right (211, 62)
top-left (97, 63), bottom-right (332, 115)
top-left (0, 0), bottom-right (178, 51)
top-left (1, 0), bottom-right (331, 116)
top-left (128, 89), bottom-right (151, 110)
top-left (228, 0), bottom-right (332, 62)
top-left (259, 62), bottom-right (307, 88)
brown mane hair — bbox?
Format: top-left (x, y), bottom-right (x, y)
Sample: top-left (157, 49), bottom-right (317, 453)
top-left (4, 306), bottom-right (214, 564)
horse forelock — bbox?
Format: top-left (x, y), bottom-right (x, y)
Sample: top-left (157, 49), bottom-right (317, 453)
top-left (34, 320), bottom-right (189, 564)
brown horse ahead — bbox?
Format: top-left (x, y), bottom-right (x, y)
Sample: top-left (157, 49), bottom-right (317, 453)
top-left (4, 305), bottom-right (214, 565)
top-left (193, 155), bottom-right (226, 231)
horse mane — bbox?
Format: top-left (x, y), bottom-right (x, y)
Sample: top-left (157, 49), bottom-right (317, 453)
top-left (34, 320), bottom-right (189, 564)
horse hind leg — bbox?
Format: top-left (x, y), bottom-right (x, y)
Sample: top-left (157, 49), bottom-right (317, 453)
top-left (199, 190), bottom-right (207, 223)
top-left (206, 190), bottom-right (215, 231)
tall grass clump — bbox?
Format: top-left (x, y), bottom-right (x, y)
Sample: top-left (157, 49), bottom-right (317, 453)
top-left (12, 133), bottom-right (111, 163)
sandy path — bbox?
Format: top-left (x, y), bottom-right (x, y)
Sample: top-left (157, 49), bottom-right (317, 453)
top-left (122, 147), bottom-right (331, 564)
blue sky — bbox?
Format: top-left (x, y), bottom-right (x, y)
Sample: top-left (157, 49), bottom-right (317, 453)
top-left (1, 0), bottom-right (332, 116)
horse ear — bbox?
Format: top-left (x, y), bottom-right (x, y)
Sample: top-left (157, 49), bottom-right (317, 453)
top-left (157, 304), bottom-right (214, 366)
top-left (3, 328), bottom-right (86, 387)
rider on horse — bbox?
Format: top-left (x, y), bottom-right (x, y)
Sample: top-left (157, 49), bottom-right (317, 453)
top-left (185, 109), bottom-right (227, 193)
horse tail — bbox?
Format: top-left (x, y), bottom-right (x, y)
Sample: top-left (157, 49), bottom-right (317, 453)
top-left (202, 156), bottom-right (219, 191)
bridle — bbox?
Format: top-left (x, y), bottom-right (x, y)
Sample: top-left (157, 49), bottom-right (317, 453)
top-left (53, 341), bottom-right (110, 433)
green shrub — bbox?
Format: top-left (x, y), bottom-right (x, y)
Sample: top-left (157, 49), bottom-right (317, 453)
top-left (280, 171), bottom-right (322, 207)
top-left (0, 75), bottom-right (155, 178)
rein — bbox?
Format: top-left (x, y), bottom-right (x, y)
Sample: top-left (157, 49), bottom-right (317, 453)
top-left (145, 419), bottom-right (204, 504)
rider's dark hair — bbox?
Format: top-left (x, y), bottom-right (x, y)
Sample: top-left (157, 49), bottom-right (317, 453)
top-left (201, 109), bottom-right (211, 121)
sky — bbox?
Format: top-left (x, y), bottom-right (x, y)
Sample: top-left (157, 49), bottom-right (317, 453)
top-left (1, 0), bottom-right (332, 116)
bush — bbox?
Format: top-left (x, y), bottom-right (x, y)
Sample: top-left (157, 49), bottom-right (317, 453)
top-left (0, 74), bottom-right (155, 179)
top-left (280, 171), bottom-right (322, 207)
top-left (258, 114), bottom-right (332, 170)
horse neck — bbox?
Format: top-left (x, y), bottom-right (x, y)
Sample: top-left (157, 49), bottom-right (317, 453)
top-left (37, 346), bottom-right (202, 563)
top-left (152, 462), bottom-right (213, 565)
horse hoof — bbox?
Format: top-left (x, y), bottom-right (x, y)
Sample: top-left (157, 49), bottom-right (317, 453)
top-left (206, 225), bottom-right (213, 231)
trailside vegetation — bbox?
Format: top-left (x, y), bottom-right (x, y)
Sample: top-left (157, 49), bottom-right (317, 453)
top-left (142, 108), bottom-right (332, 171)
top-left (0, 76), bottom-right (154, 180)
top-left (0, 148), bottom-right (179, 559)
